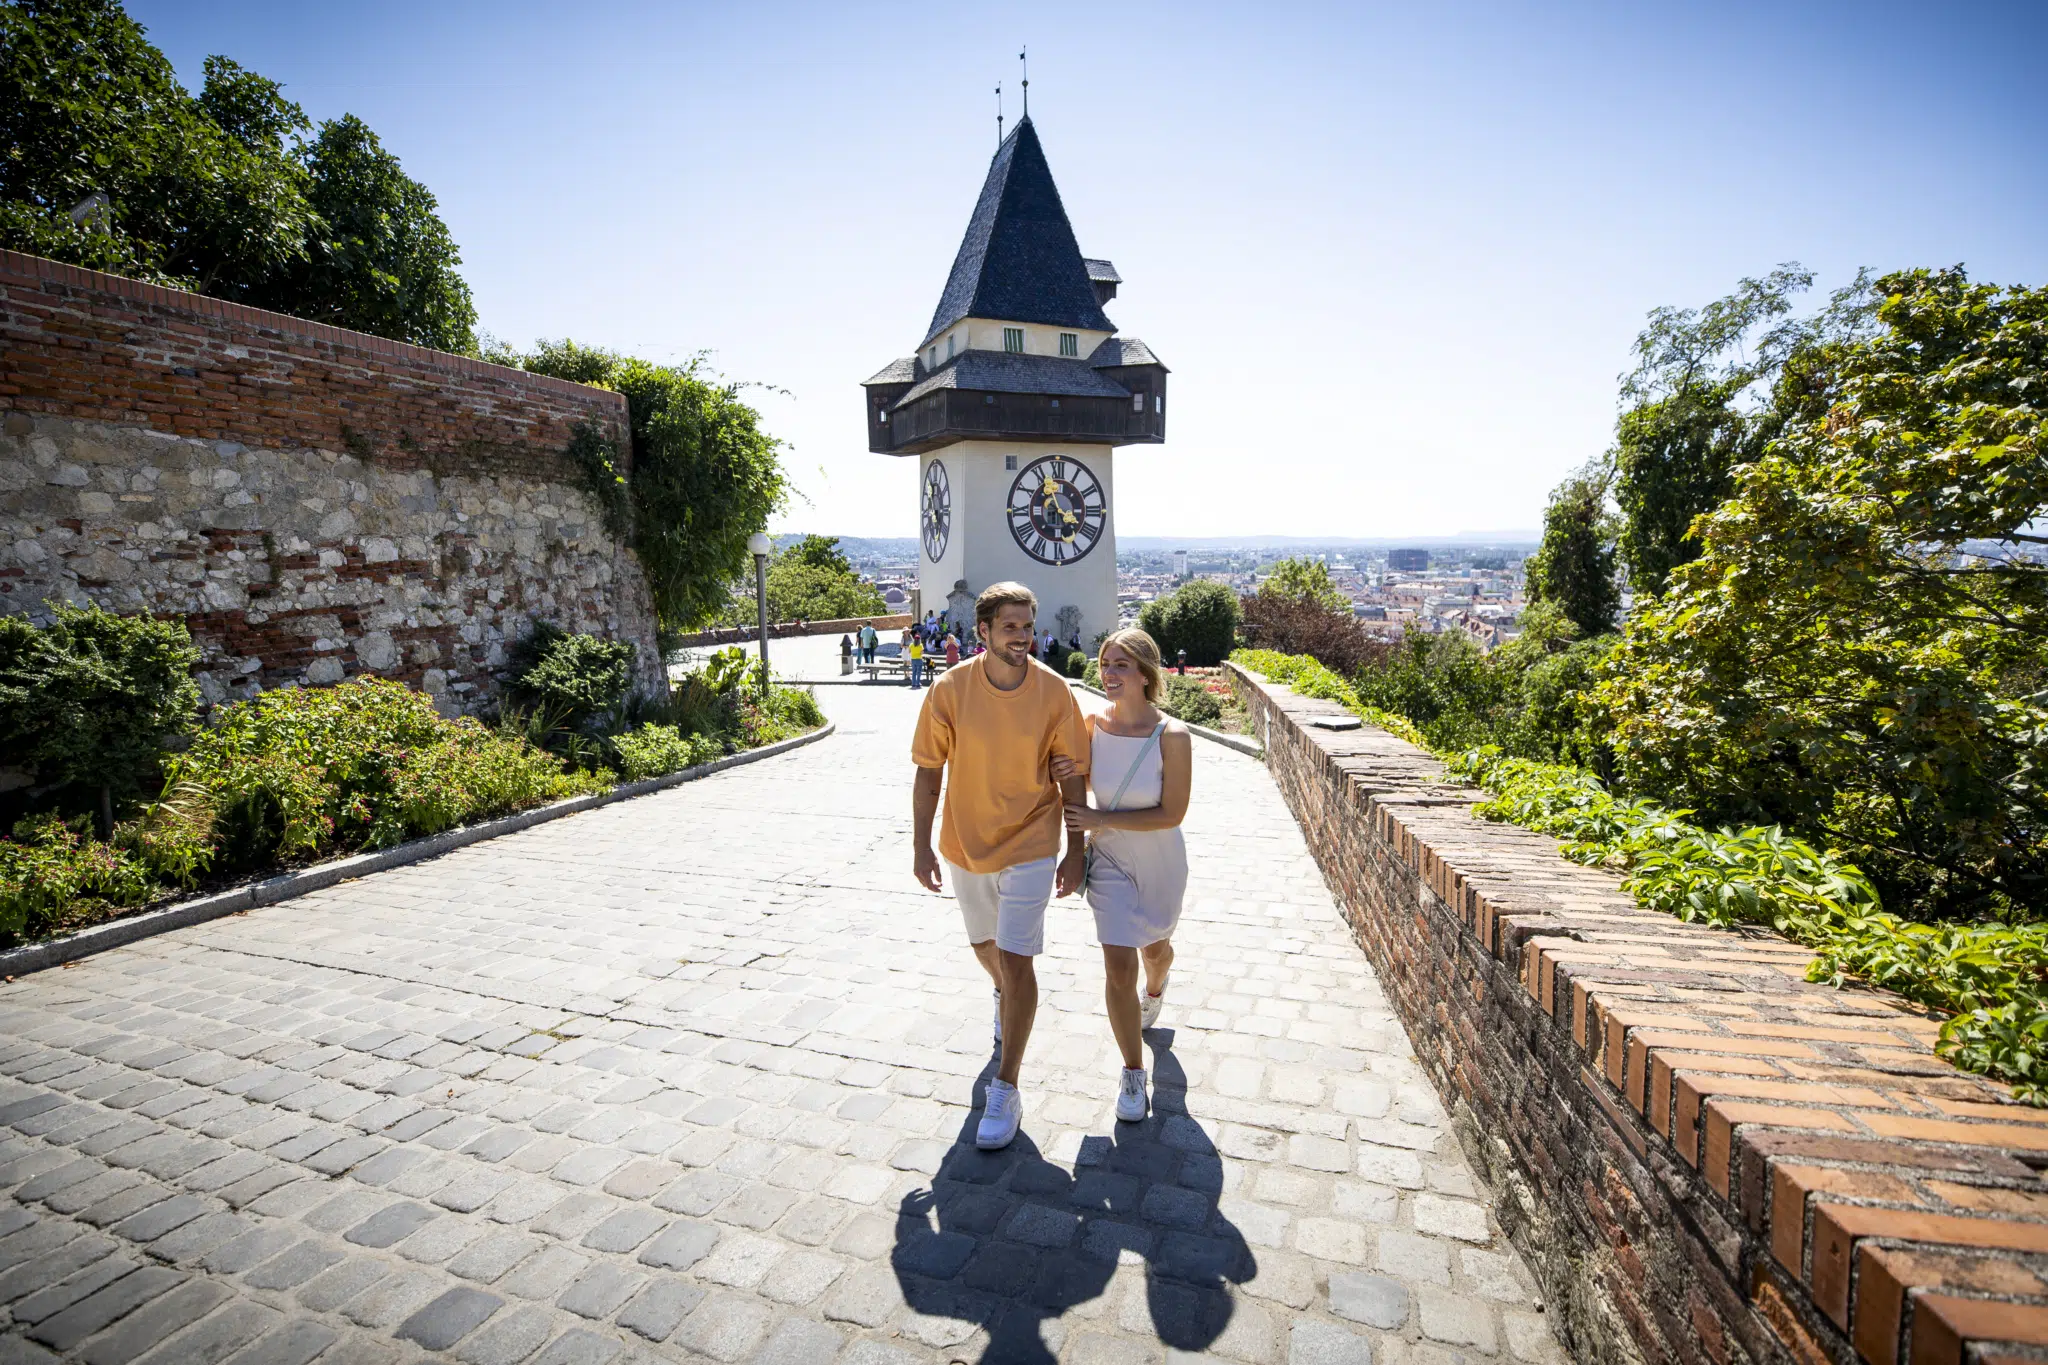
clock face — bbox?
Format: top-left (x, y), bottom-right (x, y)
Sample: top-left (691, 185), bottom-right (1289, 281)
top-left (1007, 455), bottom-right (1106, 565)
top-left (921, 460), bottom-right (950, 562)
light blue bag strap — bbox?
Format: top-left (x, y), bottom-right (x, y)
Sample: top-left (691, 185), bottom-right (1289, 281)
top-left (1104, 721), bottom-right (1165, 812)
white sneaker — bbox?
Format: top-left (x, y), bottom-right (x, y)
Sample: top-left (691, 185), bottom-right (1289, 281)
top-left (1140, 979), bottom-right (1168, 1029)
top-left (1116, 1067), bottom-right (1148, 1122)
top-left (991, 988), bottom-right (1003, 1047)
top-left (977, 1079), bottom-right (1022, 1149)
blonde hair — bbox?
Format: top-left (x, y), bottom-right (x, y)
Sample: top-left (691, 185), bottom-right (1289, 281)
top-left (1098, 628), bottom-right (1164, 702)
top-left (975, 581), bottom-right (1038, 634)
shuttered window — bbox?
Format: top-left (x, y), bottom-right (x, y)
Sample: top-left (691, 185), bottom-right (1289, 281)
top-left (1059, 332), bottom-right (1078, 357)
top-left (1004, 328), bottom-right (1024, 353)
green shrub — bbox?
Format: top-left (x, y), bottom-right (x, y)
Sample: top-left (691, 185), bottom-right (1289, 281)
top-left (1139, 581), bottom-right (1240, 667)
top-left (612, 724), bottom-right (723, 781)
top-left (1161, 677), bottom-right (1222, 728)
top-left (0, 602), bottom-right (200, 827)
top-left (1231, 649), bottom-right (1426, 748)
top-left (1064, 651), bottom-right (1088, 679)
top-left (170, 677), bottom-right (600, 866)
top-left (506, 623), bottom-right (637, 733)
top-left (740, 686), bottom-right (824, 748)
top-left (0, 814), bottom-right (159, 940)
top-left (1082, 657), bottom-right (1101, 690)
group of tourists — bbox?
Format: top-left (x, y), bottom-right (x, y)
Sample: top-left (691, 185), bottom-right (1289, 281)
top-left (912, 582), bottom-right (1191, 1149)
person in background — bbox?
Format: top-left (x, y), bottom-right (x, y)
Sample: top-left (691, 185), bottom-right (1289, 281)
top-left (943, 631), bottom-right (960, 670)
top-left (908, 631), bottom-right (926, 688)
top-left (861, 622), bottom-right (878, 664)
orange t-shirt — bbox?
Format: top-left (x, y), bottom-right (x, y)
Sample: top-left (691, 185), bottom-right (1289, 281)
top-left (911, 655), bottom-right (1091, 873)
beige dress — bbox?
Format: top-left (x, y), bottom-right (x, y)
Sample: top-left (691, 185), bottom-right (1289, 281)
top-left (1085, 721), bottom-right (1188, 948)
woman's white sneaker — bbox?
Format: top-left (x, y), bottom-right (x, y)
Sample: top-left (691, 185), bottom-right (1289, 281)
top-left (1139, 979), bottom-right (1167, 1030)
top-left (977, 1079), bottom-right (1022, 1149)
top-left (1116, 1067), bottom-right (1149, 1122)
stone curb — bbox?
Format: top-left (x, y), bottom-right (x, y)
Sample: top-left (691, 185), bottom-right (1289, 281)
top-left (0, 722), bottom-right (835, 980)
top-left (1069, 679), bottom-right (1264, 757)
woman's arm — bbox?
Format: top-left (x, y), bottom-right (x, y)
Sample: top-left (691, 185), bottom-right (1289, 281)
top-left (1065, 726), bottom-right (1192, 833)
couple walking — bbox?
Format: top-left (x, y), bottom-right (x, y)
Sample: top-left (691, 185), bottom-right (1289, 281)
top-left (911, 582), bottom-right (1191, 1149)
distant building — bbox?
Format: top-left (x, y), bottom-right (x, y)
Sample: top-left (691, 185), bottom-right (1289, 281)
top-left (1172, 550), bottom-right (1189, 579)
top-left (1388, 548), bottom-right (1429, 573)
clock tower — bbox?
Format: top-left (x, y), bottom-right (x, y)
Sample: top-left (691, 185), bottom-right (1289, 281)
top-left (862, 117), bottom-right (1167, 649)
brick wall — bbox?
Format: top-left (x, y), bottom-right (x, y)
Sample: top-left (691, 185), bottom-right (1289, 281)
top-left (668, 614), bottom-right (913, 649)
top-left (0, 249), bottom-right (660, 710)
top-left (1229, 663), bottom-right (2048, 1365)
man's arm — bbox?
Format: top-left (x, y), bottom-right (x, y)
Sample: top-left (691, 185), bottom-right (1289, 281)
top-left (912, 765), bottom-right (944, 892)
top-left (1054, 771), bottom-right (1088, 897)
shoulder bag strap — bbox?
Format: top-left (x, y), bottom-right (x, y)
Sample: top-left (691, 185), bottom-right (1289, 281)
top-left (1104, 722), bottom-right (1164, 812)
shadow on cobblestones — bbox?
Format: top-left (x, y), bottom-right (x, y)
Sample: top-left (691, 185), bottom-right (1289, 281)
top-left (892, 1035), bottom-right (1253, 1363)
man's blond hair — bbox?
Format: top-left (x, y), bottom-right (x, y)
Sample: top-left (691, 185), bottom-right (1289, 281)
top-left (1098, 627), bottom-right (1165, 701)
top-left (975, 581), bottom-right (1038, 634)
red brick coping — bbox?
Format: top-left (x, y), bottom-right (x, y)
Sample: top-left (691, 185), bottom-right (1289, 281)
top-left (1228, 663), bottom-right (2048, 1365)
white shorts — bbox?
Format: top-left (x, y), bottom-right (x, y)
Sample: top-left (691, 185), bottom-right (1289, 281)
top-left (947, 855), bottom-right (1056, 957)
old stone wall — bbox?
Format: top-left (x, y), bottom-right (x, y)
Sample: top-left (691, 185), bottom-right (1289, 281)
top-left (1229, 663), bottom-right (2048, 1365)
top-left (0, 249), bottom-right (658, 710)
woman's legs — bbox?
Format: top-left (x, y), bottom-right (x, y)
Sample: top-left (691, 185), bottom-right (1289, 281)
top-left (1140, 938), bottom-right (1174, 998)
top-left (1102, 946), bottom-right (1143, 1070)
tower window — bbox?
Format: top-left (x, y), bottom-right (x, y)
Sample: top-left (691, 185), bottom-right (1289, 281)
top-left (1004, 455), bottom-right (1017, 470)
top-left (1131, 393), bottom-right (1144, 412)
top-left (1049, 399), bottom-right (1060, 409)
top-left (1155, 395), bottom-right (1163, 413)
top-left (1059, 332), bottom-right (1078, 357)
top-left (947, 335), bottom-right (956, 359)
top-left (1004, 328), bottom-right (1024, 353)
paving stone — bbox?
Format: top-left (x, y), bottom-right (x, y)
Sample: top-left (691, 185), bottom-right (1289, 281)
top-left (76, 1279), bottom-right (232, 1365)
top-left (12, 1255), bottom-right (140, 1324)
top-left (615, 1278), bottom-right (706, 1342)
top-left (580, 1206), bottom-right (667, 1254)
top-left (1329, 1272), bottom-right (1409, 1329)
top-left (557, 1261), bottom-right (644, 1319)
top-left (452, 1304), bottom-right (557, 1365)
top-left (1374, 1230), bottom-right (1451, 1287)
top-left (673, 1292), bottom-right (772, 1362)
top-left (26, 1266), bottom-right (184, 1351)
top-left (1417, 1289), bottom-right (1500, 1352)
top-left (450, 1230), bottom-right (545, 1284)
top-left (131, 1299), bottom-right (277, 1365)
top-left (528, 1330), bottom-right (621, 1365)
top-left (395, 1286), bottom-right (505, 1350)
top-left (241, 1239), bottom-right (344, 1291)
top-left (1288, 1320), bottom-right (1374, 1365)
top-left (217, 1321), bottom-right (338, 1365)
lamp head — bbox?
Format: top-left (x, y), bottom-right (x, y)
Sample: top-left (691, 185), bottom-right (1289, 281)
top-left (747, 532), bottom-right (773, 559)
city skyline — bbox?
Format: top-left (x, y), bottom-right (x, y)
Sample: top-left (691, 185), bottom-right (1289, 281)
top-left (129, 0), bottom-right (2048, 539)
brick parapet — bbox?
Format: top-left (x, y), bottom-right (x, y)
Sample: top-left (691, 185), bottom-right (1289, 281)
top-left (1228, 662), bottom-right (2048, 1365)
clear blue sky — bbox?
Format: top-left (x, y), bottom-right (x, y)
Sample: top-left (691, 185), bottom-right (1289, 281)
top-left (132, 1), bottom-right (2047, 541)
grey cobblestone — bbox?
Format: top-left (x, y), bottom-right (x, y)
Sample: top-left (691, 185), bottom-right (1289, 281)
top-left (0, 685), bottom-right (1551, 1361)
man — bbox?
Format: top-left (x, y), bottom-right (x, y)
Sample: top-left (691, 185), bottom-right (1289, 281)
top-left (860, 622), bottom-right (878, 664)
top-left (912, 582), bottom-right (1089, 1149)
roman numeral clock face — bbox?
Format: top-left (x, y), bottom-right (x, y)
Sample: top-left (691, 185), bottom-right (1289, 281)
top-left (1007, 456), bottom-right (1106, 565)
top-left (921, 460), bottom-right (950, 561)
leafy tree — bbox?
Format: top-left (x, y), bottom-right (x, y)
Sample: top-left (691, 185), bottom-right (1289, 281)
top-left (1259, 557), bottom-right (1349, 611)
top-left (1600, 268), bottom-right (2048, 920)
top-left (0, 602), bottom-right (199, 832)
top-left (512, 341), bottom-right (789, 632)
top-left (1612, 265), bottom-right (1881, 596)
top-left (757, 537), bottom-right (885, 623)
top-left (1139, 580), bottom-right (1239, 667)
top-left (1525, 470), bottom-right (1619, 637)
top-left (1238, 587), bottom-right (1384, 675)
top-left (0, 0), bottom-right (473, 350)
top-left (251, 114), bottom-right (476, 351)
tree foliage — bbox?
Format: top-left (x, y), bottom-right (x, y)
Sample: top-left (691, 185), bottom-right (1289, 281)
top-left (510, 341), bottom-right (789, 633)
top-left (0, 0), bottom-right (474, 350)
top-left (1238, 587), bottom-right (1384, 676)
top-left (1525, 470), bottom-right (1619, 637)
top-left (1600, 268), bottom-right (2048, 920)
top-left (1138, 580), bottom-right (1240, 667)
top-left (748, 535), bottom-right (885, 623)
top-left (1259, 557), bottom-right (1349, 611)
top-left (0, 601), bottom-right (199, 819)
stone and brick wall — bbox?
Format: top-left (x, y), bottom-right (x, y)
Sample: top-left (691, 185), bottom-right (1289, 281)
top-left (0, 248), bottom-right (659, 711)
top-left (667, 614), bottom-right (913, 649)
top-left (1229, 663), bottom-right (2048, 1365)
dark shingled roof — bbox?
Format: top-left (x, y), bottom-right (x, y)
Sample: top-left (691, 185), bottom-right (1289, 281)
top-left (863, 357), bottom-right (917, 387)
top-left (895, 351), bottom-right (1133, 406)
top-left (922, 118), bottom-right (1113, 347)
top-left (1084, 258), bottom-right (1121, 285)
top-left (1088, 336), bottom-right (1166, 370)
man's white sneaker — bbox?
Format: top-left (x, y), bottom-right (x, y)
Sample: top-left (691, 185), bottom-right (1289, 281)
top-left (977, 1079), bottom-right (1022, 1149)
top-left (1116, 1067), bottom-right (1149, 1122)
top-left (1139, 979), bottom-right (1168, 1030)
top-left (991, 988), bottom-right (1003, 1047)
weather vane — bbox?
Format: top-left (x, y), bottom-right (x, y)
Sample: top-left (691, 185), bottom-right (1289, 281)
top-left (1019, 46), bottom-right (1028, 118)
top-left (995, 82), bottom-right (1003, 147)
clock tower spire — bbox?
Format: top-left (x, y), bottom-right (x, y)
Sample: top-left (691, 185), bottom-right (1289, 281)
top-left (861, 116), bottom-right (1168, 651)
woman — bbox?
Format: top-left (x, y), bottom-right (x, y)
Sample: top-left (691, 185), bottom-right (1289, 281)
top-left (1053, 628), bottom-right (1191, 1122)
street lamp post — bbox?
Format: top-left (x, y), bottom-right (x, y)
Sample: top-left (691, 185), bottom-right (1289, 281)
top-left (747, 531), bottom-right (773, 697)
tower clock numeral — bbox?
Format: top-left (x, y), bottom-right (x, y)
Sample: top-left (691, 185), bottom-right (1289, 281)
top-left (1005, 455), bottom-right (1106, 566)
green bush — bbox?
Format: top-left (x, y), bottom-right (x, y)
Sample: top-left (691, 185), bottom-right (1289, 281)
top-left (169, 677), bottom-right (602, 867)
top-left (1231, 649), bottom-right (1426, 747)
top-left (0, 814), bottom-right (159, 940)
top-left (1161, 677), bottom-right (1222, 728)
top-left (1082, 657), bottom-right (1101, 690)
top-left (506, 623), bottom-right (637, 733)
top-left (612, 724), bottom-right (723, 781)
top-left (740, 687), bottom-right (824, 748)
top-left (1064, 651), bottom-right (1088, 680)
top-left (1139, 581), bottom-right (1240, 667)
top-left (0, 602), bottom-right (200, 826)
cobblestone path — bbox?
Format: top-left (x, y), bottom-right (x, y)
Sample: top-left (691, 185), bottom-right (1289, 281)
top-left (0, 686), bottom-right (1558, 1365)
